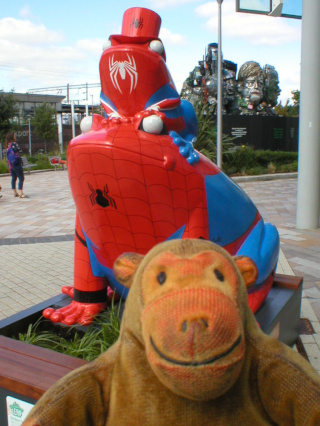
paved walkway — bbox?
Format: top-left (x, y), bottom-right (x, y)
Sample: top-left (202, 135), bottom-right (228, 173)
top-left (0, 170), bottom-right (320, 373)
top-left (0, 170), bottom-right (75, 318)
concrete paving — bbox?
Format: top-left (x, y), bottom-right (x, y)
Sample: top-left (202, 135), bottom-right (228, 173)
top-left (0, 169), bottom-right (320, 374)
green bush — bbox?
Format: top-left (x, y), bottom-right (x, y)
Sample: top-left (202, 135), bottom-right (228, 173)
top-left (26, 153), bottom-right (51, 170)
top-left (222, 146), bottom-right (298, 176)
top-left (223, 146), bottom-right (258, 173)
top-left (0, 158), bottom-right (9, 174)
top-left (253, 150), bottom-right (297, 167)
top-left (193, 102), bottom-right (235, 162)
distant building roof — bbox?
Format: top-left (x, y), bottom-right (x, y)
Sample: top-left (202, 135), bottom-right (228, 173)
top-left (2, 91), bottom-right (65, 104)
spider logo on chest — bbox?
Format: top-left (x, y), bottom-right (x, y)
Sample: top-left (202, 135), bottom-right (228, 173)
top-left (109, 53), bottom-right (138, 94)
top-left (88, 183), bottom-right (117, 209)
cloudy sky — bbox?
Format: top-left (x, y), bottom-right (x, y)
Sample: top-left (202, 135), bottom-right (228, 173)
top-left (0, 0), bottom-right (302, 105)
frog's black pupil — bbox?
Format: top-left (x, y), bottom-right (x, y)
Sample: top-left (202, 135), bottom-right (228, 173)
top-left (214, 269), bottom-right (224, 282)
top-left (157, 271), bottom-right (166, 285)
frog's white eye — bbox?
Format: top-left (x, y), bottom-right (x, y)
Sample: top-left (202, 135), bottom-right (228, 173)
top-left (80, 116), bottom-right (93, 133)
top-left (149, 40), bottom-right (164, 55)
top-left (142, 115), bottom-right (163, 134)
top-left (102, 40), bottom-right (112, 51)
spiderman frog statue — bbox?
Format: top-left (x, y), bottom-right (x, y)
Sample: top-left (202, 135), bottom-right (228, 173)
top-left (43, 7), bottom-right (280, 326)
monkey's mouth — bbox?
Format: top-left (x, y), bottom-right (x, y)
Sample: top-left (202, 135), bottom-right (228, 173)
top-left (149, 335), bottom-right (242, 366)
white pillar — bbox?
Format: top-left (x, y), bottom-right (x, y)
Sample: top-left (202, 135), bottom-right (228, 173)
top-left (56, 114), bottom-right (63, 153)
top-left (296, 0), bottom-right (320, 229)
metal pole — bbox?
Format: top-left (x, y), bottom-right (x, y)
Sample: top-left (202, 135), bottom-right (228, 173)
top-left (216, 0), bottom-right (223, 169)
top-left (296, 0), bottom-right (320, 229)
top-left (71, 103), bottom-right (75, 139)
top-left (28, 118), bottom-right (32, 156)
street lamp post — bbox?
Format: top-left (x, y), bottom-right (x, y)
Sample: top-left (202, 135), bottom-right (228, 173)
top-left (28, 118), bottom-right (32, 156)
top-left (216, 0), bottom-right (223, 169)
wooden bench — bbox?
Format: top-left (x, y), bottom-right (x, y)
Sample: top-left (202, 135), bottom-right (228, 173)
top-left (49, 156), bottom-right (67, 170)
top-left (0, 335), bottom-right (88, 403)
top-left (22, 157), bottom-right (37, 174)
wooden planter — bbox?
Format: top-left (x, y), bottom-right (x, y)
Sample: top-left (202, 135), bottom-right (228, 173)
top-left (0, 294), bottom-right (88, 424)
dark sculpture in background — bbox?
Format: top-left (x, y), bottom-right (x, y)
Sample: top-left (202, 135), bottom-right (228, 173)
top-left (181, 43), bottom-right (280, 116)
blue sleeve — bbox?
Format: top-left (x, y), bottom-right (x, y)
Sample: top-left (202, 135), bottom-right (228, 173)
top-left (7, 148), bottom-right (20, 165)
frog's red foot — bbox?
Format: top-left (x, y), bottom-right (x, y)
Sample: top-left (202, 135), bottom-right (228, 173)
top-left (43, 300), bottom-right (107, 326)
top-left (61, 285), bottom-right (74, 298)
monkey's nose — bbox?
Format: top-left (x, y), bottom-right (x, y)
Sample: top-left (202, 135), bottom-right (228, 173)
top-left (182, 318), bottom-right (209, 333)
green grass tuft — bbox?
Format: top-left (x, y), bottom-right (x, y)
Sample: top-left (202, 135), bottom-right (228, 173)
top-left (17, 299), bottom-right (122, 361)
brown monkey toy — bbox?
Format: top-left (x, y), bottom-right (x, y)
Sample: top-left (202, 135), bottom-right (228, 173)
top-left (24, 239), bottom-right (320, 425)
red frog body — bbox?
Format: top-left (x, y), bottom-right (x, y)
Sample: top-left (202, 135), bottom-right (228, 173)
top-left (43, 7), bottom-right (279, 325)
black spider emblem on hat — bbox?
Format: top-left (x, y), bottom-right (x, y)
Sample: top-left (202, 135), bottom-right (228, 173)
top-left (131, 17), bottom-right (143, 30)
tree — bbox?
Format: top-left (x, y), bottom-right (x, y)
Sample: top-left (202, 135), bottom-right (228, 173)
top-left (274, 90), bottom-right (300, 117)
top-left (32, 103), bottom-right (58, 153)
top-left (0, 91), bottom-right (17, 143)
top-left (193, 99), bottom-right (235, 164)
top-left (291, 90), bottom-right (300, 116)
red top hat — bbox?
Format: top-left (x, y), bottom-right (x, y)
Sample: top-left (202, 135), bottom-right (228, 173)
top-left (109, 7), bottom-right (162, 44)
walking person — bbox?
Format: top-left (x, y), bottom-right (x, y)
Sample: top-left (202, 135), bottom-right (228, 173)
top-left (5, 132), bottom-right (26, 198)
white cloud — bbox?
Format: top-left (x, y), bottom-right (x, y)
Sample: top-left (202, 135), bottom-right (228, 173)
top-left (75, 38), bottom-right (107, 56)
top-left (0, 18), bottom-right (100, 95)
top-left (0, 17), bottom-right (64, 45)
top-left (276, 61), bottom-right (301, 103)
top-left (160, 27), bottom-right (186, 45)
top-left (195, 0), bottom-right (301, 46)
top-left (148, 0), bottom-right (201, 9)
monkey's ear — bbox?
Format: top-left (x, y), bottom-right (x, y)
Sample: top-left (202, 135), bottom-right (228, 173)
top-left (113, 253), bottom-right (144, 289)
top-left (233, 256), bottom-right (258, 288)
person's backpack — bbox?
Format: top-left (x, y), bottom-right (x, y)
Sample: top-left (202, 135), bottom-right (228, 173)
top-left (6, 146), bottom-right (21, 166)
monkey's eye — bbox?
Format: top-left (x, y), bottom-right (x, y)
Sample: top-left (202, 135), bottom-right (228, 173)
top-left (157, 271), bottom-right (167, 285)
top-left (214, 269), bottom-right (224, 282)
